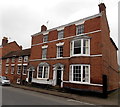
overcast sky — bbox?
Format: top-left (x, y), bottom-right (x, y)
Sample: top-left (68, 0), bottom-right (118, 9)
top-left (0, 0), bottom-right (119, 50)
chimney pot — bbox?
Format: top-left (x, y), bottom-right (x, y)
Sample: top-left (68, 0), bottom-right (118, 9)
top-left (41, 25), bottom-right (47, 32)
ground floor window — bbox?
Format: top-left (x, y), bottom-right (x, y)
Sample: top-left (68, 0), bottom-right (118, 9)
top-left (23, 66), bottom-right (27, 75)
top-left (37, 63), bottom-right (49, 79)
top-left (70, 64), bottom-right (90, 83)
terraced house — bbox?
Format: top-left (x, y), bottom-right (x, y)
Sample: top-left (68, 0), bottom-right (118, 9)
top-left (1, 37), bottom-right (30, 84)
top-left (27, 3), bottom-right (119, 93)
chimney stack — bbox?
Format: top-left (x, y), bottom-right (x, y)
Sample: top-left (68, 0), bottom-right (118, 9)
top-left (19, 46), bottom-right (22, 50)
top-left (2, 37), bottom-right (8, 46)
top-left (98, 3), bottom-right (106, 13)
top-left (41, 25), bottom-right (47, 32)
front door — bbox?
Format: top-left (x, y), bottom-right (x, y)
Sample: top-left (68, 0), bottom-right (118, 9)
top-left (28, 71), bottom-right (32, 83)
top-left (56, 69), bottom-right (61, 86)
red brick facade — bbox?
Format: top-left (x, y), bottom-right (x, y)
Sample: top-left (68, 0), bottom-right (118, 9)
top-left (28, 3), bottom-right (119, 92)
top-left (0, 3), bottom-right (119, 93)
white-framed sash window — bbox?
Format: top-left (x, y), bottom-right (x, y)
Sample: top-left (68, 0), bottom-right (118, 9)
top-left (69, 64), bottom-right (90, 83)
top-left (71, 39), bottom-right (90, 56)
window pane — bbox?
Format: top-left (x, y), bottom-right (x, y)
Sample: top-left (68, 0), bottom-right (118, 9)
top-left (38, 67), bottom-right (43, 78)
top-left (73, 66), bottom-right (81, 82)
top-left (74, 40), bottom-right (81, 54)
top-left (58, 30), bottom-right (64, 39)
top-left (76, 24), bottom-right (84, 35)
top-left (83, 66), bottom-right (89, 82)
top-left (57, 46), bottom-right (63, 57)
top-left (83, 40), bottom-right (89, 54)
top-left (43, 67), bottom-right (48, 78)
top-left (17, 66), bottom-right (21, 74)
top-left (42, 48), bottom-right (47, 59)
top-left (23, 66), bottom-right (27, 74)
top-left (11, 66), bottom-right (14, 74)
top-left (43, 35), bottom-right (48, 42)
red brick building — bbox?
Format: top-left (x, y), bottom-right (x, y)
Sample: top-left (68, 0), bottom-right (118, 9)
top-left (0, 37), bottom-right (30, 84)
top-left (27, 3), bottom-right (119, 92)
top-left (2, 48), bottom-right (30, 84)
top-left (0, 37), bottom-right (22, 76)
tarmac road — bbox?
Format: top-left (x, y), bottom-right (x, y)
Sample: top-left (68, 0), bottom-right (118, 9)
top-left (2, 86), bottom-right (95, 106)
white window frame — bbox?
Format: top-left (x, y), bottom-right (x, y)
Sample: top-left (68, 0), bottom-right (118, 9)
top-left (42, 48), bottom-right (47, 59)
top-left (71, 39), bottom-right (90, 56)
top-left (18, 57), bottom-right (22, 62)
top-left (24, 56), bottom-right (28, 62)
top-left (43, 34), bottom-right (48, 43)
top-left (11, 66), bottom-right (14, 74)
top-left (76, 24), bottom-right (84, 35)
top-left (57, 45), bottom-right (63, 58)
top-left (23, 65), bottom-right (27, 75)
top-left (17, 66), bottom-right (21, 75)
top-left (70, 64), bottom-right (90, 84)
top-left (37, 66), bottom-right (49, 79)
top-left (58, 30), bottom-right (64, 40)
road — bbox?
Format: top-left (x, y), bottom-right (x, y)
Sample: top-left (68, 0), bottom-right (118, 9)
top-left (2, 86), bottom-right (95, 106)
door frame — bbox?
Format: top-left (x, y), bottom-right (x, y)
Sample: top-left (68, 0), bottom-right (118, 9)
top-left (27, 66), bottom-right (35, 83)
top-left (53, 63), bottom-right (64, 87)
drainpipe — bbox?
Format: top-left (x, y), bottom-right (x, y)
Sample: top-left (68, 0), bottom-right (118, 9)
top-left (20, 56), bottom-right (24, 85)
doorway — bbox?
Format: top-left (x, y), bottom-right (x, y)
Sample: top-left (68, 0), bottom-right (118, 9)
top-left (28, 71), bottom-right (32, 83)
top-left (56, 67), bottom-right (62, 86)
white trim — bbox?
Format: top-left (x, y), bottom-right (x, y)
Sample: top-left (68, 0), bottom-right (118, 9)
top-left (57, 27), bottom-right (64, 31)
top-left (31, 13), bottom-right (101, 37)
top-left (32, 30), bottom-right (101, 47)
top-left (75, 20), bottom-right (85, 26)
top-left (11, 64), bottom-right (15, 66)
top-left (42, 45), bottom-right (48, 49)
top-left (70, 64), bottom-right (90, 83)
top-left (71, 39), bottom-right (90, 56)
top-left (23, 63), bottom-right (28, 65)
top-left (56, 42), bottom-right (64, 46)
top-left (52, 64), bottom-right (64, 87)
top-left (63, 81), bottom-right (103, 87)
top-left (37, 65), bottom-right (49, 79)
top-left (6, 64), bottom-right (9, 66)
top-left (29, 54), bottom-right (102, 62)
top-left (43, 32), bottom-right (49, 35)
top-left (90, 54), bottom-right (102, 57)
top-left (17, 64), bottom-right (22, 66)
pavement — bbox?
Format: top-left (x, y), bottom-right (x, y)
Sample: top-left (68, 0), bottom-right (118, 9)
top-left (10, 84), bottom-right (119, 105)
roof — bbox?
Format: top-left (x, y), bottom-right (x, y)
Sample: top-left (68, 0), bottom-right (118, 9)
top-left (110, 38), bottom-right (118, 50)
top-left (3, 48), bottom-right (31, 59)
top-left (32, 13), bottom-right (102, 37)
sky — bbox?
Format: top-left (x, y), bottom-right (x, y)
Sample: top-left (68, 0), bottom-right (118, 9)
top-left (0, 0), bottom-right (119, 50)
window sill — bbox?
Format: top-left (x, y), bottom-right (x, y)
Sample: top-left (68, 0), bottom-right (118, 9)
top-left (71, 54), bottom-right (90, 57)
top-left (37, 78), bottom-right (49, 80)
top-left (69, 81), bottom-right (90, 84)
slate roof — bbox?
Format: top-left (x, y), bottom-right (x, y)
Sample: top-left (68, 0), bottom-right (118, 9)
top-left (3, 48), bottom-right (31, 59)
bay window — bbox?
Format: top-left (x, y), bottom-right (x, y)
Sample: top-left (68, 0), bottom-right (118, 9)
top-left (71, 39), bottom-right (90, 56)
